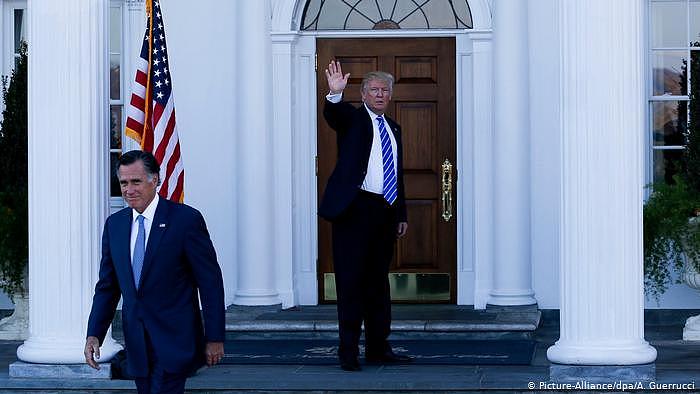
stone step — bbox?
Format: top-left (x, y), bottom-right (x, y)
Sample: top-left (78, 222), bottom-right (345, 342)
top-left (224, 304), bottom-right (541, 340)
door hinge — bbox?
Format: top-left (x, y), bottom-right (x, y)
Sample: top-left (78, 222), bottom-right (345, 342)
top-left (314, 53), bottom-right (318, 71)
top-left (315, 155), bottom-right (319, 176)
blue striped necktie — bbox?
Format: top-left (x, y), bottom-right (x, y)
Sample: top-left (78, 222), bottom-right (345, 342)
top-left (377, 116), bottom-right (397, 205)
top-left (132, 215), bottom-right (146, 289)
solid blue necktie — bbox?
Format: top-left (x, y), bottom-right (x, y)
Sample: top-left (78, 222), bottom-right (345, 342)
top-left (132, 215), bottom-right (145, 289)
top-left (377, 116), bottom-right (397, 205)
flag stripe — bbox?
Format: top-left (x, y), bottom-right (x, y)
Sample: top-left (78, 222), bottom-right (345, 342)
top-left (172, 172), bottom-right (184, 203)
top-left (130, 94), bottom-right (146, 111)
top-left (161, 142), bottom-right (181, 197)
top-left (154, 107), bottom-right (176, 161)
top-left (126, 118), bottom-right (144, 133)
top-left (167, 160), bottom-right (184, 198)
top-left (135, 69), bottom-right (148, 86)
top-left (152, 101), bottom-right (165, 128)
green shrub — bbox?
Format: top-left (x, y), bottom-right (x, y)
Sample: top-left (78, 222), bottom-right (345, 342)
top-left (0, 43), bottom-right (27, 296)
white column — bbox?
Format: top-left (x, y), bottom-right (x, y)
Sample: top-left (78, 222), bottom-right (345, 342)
top-left (489, 0), bottom-right (536, 306)
top-left (232, 0), bottom-right (279, 306)
top-left (17, 0), bottom-right (122, 363)
top-left (547, 0), bottom-right (656, 365)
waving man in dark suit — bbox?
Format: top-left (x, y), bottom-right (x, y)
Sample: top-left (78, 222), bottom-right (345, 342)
top-left (84, 150), bottom-right (225, 394)
top-left (320, 60), bottom-right (412, 371)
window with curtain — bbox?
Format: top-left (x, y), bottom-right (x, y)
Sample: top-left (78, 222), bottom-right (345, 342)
top-left (301, 0), bottom-right (473, 30)
top-left (649, 0), bottom-right (698, 183)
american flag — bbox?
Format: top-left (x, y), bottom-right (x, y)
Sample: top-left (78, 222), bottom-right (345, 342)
top-left (125, 0), bottom-right (184, 202)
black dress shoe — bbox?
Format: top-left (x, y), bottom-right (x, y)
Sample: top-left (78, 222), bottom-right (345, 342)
top-left (340, 358), bottom-right (361, 371)
top-left (365, 350), bottom-right (413, 363)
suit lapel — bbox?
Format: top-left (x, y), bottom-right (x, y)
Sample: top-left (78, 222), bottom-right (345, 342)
top-left (137, 198), bottom-right (169, 290)
top-left (386, 117), bottom-right (400, 139)
top-left (115, 208), bottom-right (138, 294)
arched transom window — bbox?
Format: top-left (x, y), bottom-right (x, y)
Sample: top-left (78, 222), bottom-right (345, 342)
top-left (301, 0), bottom-right (473, 30)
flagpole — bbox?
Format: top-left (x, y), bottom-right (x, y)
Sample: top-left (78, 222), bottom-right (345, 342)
top-left (142, 0), bottom-right (154, 150)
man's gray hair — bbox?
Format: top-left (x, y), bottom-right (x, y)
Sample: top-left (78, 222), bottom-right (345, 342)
top-left (116, 150), bottom-right (162, 186)
top-left (361, 71), bottom-right (394, 94)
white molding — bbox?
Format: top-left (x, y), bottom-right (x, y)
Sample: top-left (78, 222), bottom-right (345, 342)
top-left (292, 34), bottom-right (318, 305)
top-left (469, 32), bottom-right (494, 309)
top-left (271, 0), bottom-right (297, 32)
top-left (277, 0), bottom-right (494, 307)
top-left (456, 34), bottom-right (475, 306)
top-left (297, 29), bottom-right (491, 38)
top-left (470, 0), bottom-right (493, 29)
top-left (271, 32), bottom-right (298, 308)
top-left (290, 30), bottom-right (493, 307)
top-left (125, 0), bottom-right (143, 11)
top-left (282, 0), bottom-right (493, 32)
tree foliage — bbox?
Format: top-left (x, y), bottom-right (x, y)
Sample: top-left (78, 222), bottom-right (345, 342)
top-left (0, 43), bottom-right (28, 296)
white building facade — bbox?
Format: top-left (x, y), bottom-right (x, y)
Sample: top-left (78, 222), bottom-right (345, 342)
top-left (0, 0), bottom-right (696, 365)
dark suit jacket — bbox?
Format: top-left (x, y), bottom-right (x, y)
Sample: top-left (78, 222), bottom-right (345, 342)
top-left (319, 100), bottom-right (407, 223)
top-left (87, 198), bottom-right (225, 377)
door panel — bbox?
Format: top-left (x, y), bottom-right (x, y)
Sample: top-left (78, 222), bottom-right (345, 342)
top-left (317, 37), bottom-right (456, 303)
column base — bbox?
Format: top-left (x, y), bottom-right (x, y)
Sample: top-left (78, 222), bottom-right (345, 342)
top-left (17, 336), bottom-right (122, 364)
top-left (550, 363), bottom-right (655, 383)
top-left (547, 340), bottom-right (657, 365)
top-left (233, 290), bottom-right (280, 306)
top-left (9, 361), bottom-right (112, 379)
top-left (488, 290), bottom-right (537, 306)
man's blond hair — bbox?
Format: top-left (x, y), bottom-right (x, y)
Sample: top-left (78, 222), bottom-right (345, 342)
top-left (361, 71), bottom-right (394, 94)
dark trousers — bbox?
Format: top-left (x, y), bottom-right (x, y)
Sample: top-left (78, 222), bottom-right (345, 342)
top-left (134, 331), bottom-right (188, 394)
top-left (332, 190), bottom-right (397, 361)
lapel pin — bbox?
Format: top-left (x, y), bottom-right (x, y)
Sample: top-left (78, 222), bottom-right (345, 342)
top-left (159, 223), bottom-right (166, 228)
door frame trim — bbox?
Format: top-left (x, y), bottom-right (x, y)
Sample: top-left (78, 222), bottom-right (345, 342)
top-left (272, 2), bottom-right (495, 308)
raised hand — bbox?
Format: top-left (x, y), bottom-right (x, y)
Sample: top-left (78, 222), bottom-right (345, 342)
top-left (325, 60), bottom-right (350, 95)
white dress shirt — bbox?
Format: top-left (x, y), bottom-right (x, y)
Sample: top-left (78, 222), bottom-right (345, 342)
top-left (326, 93), bottom-right (398, 194)
top-left (130, 194), bottom-right (159, 261)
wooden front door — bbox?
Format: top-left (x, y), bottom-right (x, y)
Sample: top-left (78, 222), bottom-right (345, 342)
top-left (317, 38), bottom-right (456, 303)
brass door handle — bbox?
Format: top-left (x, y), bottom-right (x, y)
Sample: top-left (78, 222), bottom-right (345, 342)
top-left (441, 158), bottom-right (453, 222)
